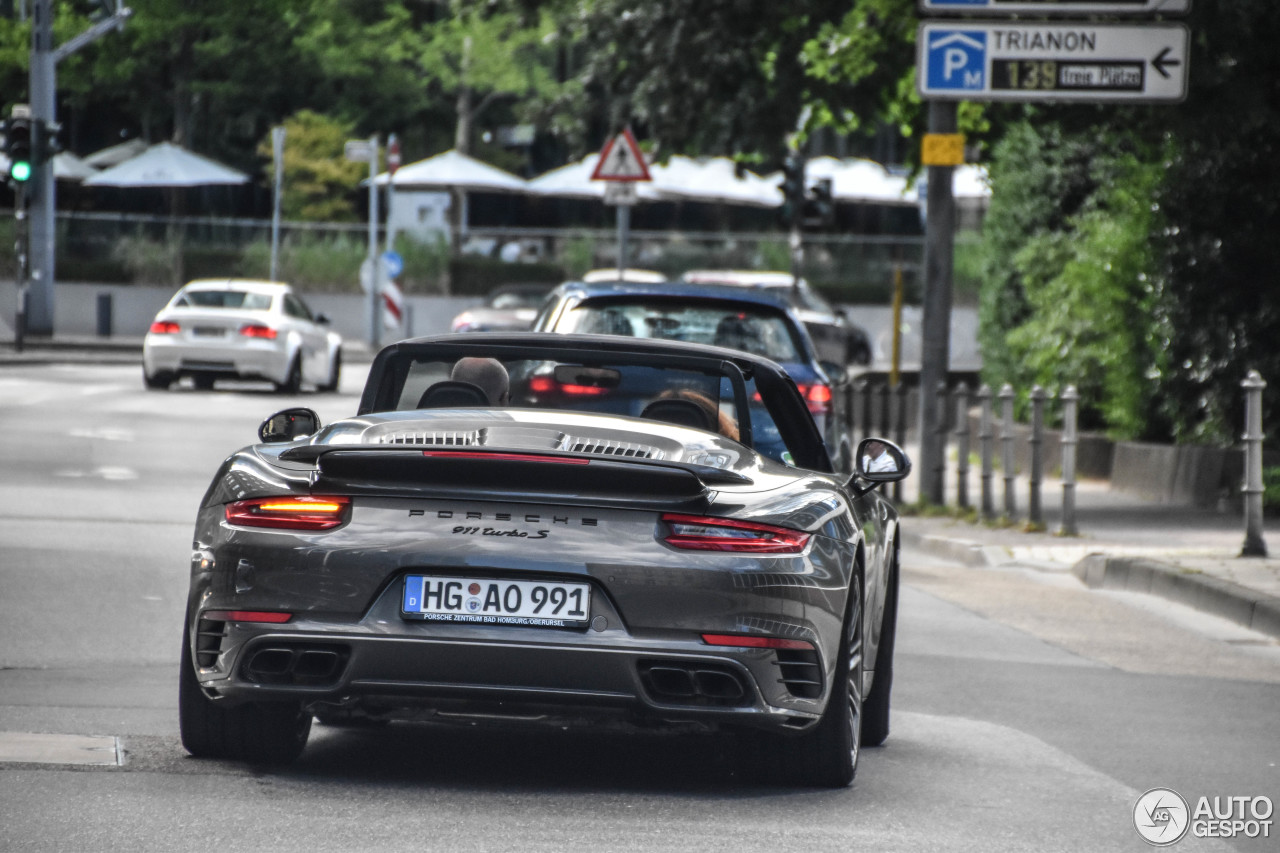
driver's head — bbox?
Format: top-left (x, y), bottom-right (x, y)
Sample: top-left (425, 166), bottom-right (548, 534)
top-left (451, 357), bottom-right (510, 405)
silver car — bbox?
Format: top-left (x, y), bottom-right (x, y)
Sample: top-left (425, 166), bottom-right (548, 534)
top-left (142, 279), bottom-right (343, 393)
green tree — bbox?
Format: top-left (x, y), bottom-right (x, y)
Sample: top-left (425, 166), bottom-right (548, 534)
top-left (259, 110), bottom-right (365, 222)
top-left (417, 2), bottom-right (561, 154)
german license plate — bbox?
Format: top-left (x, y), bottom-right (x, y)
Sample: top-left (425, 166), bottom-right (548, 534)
top-left (402, 576), bottom-right (591, 628)
top-left (192, 326), bottom-right (225, 337)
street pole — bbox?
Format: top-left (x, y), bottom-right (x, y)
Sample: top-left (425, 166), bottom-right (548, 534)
top-left (917, 100), bottom-right (957, 505)
top-left (27, 0), bottom-right (55, 336)
top-left (13, 183), bottom-right (28, 352)
top-left (616, 203), bottom-right (631, 279)
top-left (366, 134), bottom-right (381, 351)
top-left (25, 0), bottom-right (131, 337)
top-left (269, 126), bottom-right (285, 282)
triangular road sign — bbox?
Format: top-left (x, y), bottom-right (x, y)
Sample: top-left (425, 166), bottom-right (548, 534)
top-left (591, 127), bottom-right (651, 182)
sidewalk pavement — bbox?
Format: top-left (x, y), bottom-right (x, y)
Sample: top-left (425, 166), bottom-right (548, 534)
top-left (6, 336), bottom-right (1279, 641)
top-left (899, 475), bottom-right (1280, 642)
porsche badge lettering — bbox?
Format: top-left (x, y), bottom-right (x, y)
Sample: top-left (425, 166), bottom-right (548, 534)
top-left (452, 525), bottom-right (548, 539)
top-left (409, 508), bottom-right (599, 527)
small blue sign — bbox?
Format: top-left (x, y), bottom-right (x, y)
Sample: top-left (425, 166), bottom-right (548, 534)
top-left (381, 250), bottom-right (404, 279)
top-left (926, 30), bottom-right (987, 92)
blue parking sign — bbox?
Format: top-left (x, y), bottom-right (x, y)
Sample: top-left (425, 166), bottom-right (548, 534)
top-left (925, 30), bottom-right (987, 92)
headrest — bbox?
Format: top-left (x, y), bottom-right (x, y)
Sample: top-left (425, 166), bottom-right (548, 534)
top-left (640, 398), bottom-right (714, 432)
top-left (417, 380), bottom-right (491, 408)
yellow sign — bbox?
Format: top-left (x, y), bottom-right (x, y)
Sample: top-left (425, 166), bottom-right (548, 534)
top-left (922, 133), bottom-right (966, 167)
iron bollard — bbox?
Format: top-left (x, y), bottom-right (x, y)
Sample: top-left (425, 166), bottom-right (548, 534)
top-left (856, 379), bottom-right (872, 449)
top-left (1028, 386), bottom-right (1046, 528)
top-left (96, 293), bottom-right (113, 338)
top-left (1241, 370), bottom-right (1268, 557)
top-left (893, 382), bottom-right (908, 503)
top-left (1060, 385), bottom-right (1079, 536)
top-left (979, 384), bottom-right (994, 520)
top-left (1000, 383), bottom-right (1017, 519)
top-left (955, 382), bottom-right (970, 509)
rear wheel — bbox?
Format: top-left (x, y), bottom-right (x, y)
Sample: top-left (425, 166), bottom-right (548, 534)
top-left (861, 551), bottom-right (898, 747)
top-left (317, 350), bottom-right (342, 393)
top-left (277, 355), bottom-right (302, 395)
top-left (745, 571), bottom-right (863, 787)
top-left (142, 369), bottom-right (172, 390)
top-left (178, 625), bottom-right (311, 765)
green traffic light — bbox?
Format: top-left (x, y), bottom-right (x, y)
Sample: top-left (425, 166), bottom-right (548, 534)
top-left (9, 160), bottom-right (32, 182)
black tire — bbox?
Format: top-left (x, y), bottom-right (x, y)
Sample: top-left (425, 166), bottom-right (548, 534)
top-left (861, 551), bottom-right (898, 747)
top-left (317, 350), bottom-right (342, 393)
top-left (277, 355), bottom-right (302, 395)
top-left (192, 373), bottom-right (216, 391)
top-left (178, 625), bottom-right (311, 765)
top-left (142, 369), bottom-right (172, 390)
top-left (746, 571), bottom-right (863, 788)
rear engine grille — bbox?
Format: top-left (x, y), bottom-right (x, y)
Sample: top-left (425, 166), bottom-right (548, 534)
top-left (638, 660), bottom-right (750, 707)
top-left (240, 642), bottom-right (350, 687)
top-left (195, 617), bottom-right (227, 669)
top-left (380, 430), bottom-right (483, 446)
top-left (775, 649), bottom-right (822, 699)
top-left (560, 436), bottom-right (663, 459)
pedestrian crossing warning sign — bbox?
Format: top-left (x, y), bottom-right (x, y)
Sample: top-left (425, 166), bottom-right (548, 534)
top-left (591, 127), bottom-right (651, 182)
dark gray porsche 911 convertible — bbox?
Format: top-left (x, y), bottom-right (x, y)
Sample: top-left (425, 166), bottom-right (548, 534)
top-left (180, 333), bottom-right (910, 787)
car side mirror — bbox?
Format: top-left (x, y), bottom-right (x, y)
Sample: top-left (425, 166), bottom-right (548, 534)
top-left (315, 313), bottom-right (331, 325)
top-left (852, 437), bottom-right (911, 483)
top-left (259, 408), bottom-right (321, 443)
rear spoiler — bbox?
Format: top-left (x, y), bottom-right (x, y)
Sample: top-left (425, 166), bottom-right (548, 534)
top-left (288, 447), bottom-right (751, 509)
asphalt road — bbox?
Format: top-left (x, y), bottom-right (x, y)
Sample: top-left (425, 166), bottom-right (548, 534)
top-left (0, 363), bottom-right (1276, 852)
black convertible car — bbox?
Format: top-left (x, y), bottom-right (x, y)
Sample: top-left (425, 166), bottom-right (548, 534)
top-left (179, 334), bottom-right (909, 787)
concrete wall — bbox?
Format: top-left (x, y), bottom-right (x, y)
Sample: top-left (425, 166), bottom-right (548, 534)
top-left (0, 280), bottom-right (483, 343)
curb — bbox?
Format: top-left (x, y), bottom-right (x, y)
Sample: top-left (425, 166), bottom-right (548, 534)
top-left (903, 527), bottom-right (1280, 641)
top-left (1072, 555), bottom-right (1280, 640)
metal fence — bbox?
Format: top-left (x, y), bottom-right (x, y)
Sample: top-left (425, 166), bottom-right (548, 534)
top-left (0, 209), bottom-right (933, 298)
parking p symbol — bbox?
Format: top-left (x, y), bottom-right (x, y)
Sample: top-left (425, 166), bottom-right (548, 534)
top-left (925, 30), bottom-right (987, 92)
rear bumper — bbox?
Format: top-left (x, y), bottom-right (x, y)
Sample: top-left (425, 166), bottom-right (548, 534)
top-left (144, 335), bottom-right (290, 383)
top-left (191, 618), bottom-right (827, 732)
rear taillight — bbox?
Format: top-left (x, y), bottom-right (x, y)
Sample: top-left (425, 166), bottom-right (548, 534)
top-left (225, 496), bottom-right (350, 530)
top-left (660, 513), bottom-right (810, 554)
top-left (149, 321), bottom-right (180, 334)
top-left (796, 383), bottom-right (832, 416)
top-left (202, 610), bottom-right (293, 624)
top-left (529, 375), bottom-right (610, 396)
top-left (239, 323), bottom-right (278, 339)
top-left (701, 633), bottom-right (815, 651)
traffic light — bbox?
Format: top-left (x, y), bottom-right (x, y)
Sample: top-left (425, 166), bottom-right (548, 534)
top-left (802, 177), bottom-right (836, 230)
top-left (778, 154), bottom-right (805, 228)
top-left (5, 115), bottom-right (33, 184)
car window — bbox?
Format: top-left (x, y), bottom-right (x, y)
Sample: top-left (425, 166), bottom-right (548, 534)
top-left (178, 290), bottom-right (273, 311)
top-left (489, 290), bottom-right (547, 310)
top-left (555, 300), bottom-right (805, 363)
top-left (790, 283), bottom-right (835, 315)
top-left (284, 294), bottom-right (314, 322)
top-left (366, 347), bottom-right (827, 470)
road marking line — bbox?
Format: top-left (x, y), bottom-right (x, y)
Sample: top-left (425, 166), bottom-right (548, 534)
top-left (0, 732), bottom-right (121, 766)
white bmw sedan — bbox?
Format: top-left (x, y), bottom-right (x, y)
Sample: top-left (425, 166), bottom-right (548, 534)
top-left (142, 279), bottom-right (343, 393)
